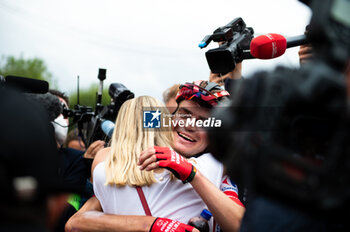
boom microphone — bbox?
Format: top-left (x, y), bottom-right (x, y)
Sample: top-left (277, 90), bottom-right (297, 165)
top-left (25, 93), bottom-right (62, 121)
top-left (1, 75), bottom-right (49, 93)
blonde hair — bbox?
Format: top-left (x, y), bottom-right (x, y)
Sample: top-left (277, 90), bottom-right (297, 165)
top-left (162, 84), bottom-right (180, 104)
top-left (105, 96), bottom-right (173, 187)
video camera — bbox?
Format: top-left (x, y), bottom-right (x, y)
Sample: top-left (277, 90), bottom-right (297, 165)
top-left (199, 17), bottom-right (254, 74)
top-left (208, 0), bottom-right (350, 217)
top-left (63, 68), bottom-right (134, 146)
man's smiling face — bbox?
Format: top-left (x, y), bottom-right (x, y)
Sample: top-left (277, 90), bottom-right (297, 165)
top-left (172, 100), bottom-right (210, 157)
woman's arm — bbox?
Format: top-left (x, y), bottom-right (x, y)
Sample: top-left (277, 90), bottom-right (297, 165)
top-left (190, 171), bottom-right (245, 232)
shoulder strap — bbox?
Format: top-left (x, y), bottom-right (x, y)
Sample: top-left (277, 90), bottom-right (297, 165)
top-left (205, 82), bottom-right (221, 91)
top-left (136, 186), bottom-right (152, 216)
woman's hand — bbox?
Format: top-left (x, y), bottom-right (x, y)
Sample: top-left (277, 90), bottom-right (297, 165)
top-left (138, 146), bottom-right (158, 171)
top-left (83, 140), bottom-right (105, 159)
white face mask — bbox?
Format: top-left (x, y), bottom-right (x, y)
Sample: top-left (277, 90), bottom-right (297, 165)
top-left (52, 114), bottom-right (68, 146)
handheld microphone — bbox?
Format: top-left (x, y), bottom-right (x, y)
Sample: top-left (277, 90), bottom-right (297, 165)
top-left (1, 75), bottom-right (49, 93)
top-left (101, 120), bottom-right (115, 138)
top-left (250, 34), bottom-right (308, 59)
top-left (250, 33), bottom-right (287, 59)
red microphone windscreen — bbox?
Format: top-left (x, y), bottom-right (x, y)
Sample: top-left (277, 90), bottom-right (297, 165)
top-left (250, 33), bottom-right (287, 59)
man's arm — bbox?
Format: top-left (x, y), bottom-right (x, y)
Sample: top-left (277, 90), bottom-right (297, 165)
top-left (190, 171), bottom-right (245, 232)
top-left (139, 146), bottom-right (245, 232)
top-left (65, 197), bottom-right (198, 232)
top-left (65, 196), bottom-right (155, 232)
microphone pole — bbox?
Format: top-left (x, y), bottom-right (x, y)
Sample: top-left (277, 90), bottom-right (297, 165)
top-left (96, 68), bottom-right (106, 114)
top-left (77, 75), bottom-right (80, 105)
top-left (87, 68), bottom-right (107, 146)
top-left (286, 34), bottom-right (308, 48)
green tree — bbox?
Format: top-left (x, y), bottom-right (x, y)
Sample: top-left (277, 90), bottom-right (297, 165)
top-left (0, 55), bottom-right (56, 87)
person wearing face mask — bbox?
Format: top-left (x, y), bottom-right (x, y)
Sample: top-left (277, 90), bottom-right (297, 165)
top-left (47, 89), bottom-right (70, 147)
top-left (52, 113), bottom-right (69, 146)
top-left (48, 89), bottom-right (105, 159)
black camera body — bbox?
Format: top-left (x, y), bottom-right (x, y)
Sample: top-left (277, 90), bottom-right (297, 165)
top-left (84, 83), bottom-right (134, 146)
top-left (199, 17), bottom-right (254, 74)
top-left (63, 71), bottom-right (134, 146)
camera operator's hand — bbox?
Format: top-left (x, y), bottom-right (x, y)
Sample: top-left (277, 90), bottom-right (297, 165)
top-left (298, 44), bottom-right (313, 65)
top-left (209, 40), bottom-right (242, 86)
top-left (138, 146), bottom-right (196, 183)
top-left (150, 218), bottom-right (198, 232)
top-left (209, 62), bottom-right (242, 86)
top-left (83, 140), bottom-right (105, 159)
top-left (298, 26), bottom-right (313, 65)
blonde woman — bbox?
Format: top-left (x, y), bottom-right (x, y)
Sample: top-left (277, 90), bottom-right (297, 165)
top-left (91, 96), bottom-right (224, 232)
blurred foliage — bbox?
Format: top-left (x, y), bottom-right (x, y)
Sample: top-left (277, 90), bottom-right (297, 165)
top-left (0, 54), bottom-right (112, 111)
top-left (0, 55), bottom-right (57, 87)
top-left (68, 83), bottom-right (111, 109)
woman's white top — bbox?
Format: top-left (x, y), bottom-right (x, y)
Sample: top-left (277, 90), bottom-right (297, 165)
top-left (93, 153), bottom-right (224, 230)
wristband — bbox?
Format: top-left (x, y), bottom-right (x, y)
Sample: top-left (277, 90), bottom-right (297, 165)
top-left (182, 166), bottom-right (197, 184)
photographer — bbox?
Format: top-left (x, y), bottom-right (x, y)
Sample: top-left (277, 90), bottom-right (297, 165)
top-left (229, 59), bottom-right (349, 232)
top-left (66, 81), bottom-right (245, 232)
top-left (208, 1), bottom-right (350, 231)
top-left (0, 87), bottom-right (77, 232)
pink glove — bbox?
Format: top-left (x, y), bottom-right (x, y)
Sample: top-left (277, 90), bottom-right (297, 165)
top-left (154, 146), bottom-right (197, 183)
top-left (150, 217), bottom-right (195, 232)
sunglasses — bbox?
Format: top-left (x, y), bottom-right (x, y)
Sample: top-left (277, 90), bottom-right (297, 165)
top-left (176, 83), bottom-right (230, 107)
